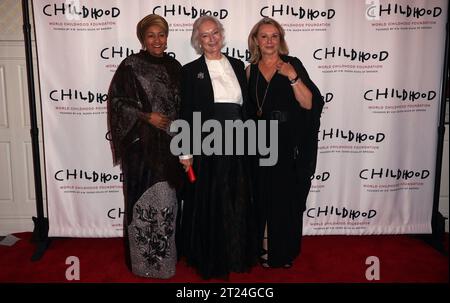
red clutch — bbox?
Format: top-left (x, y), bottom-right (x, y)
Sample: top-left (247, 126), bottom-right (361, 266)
top-left (187, 166), bottom-right (196, 183)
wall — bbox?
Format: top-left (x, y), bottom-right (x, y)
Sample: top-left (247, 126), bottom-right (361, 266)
top-left (0, 0), bottom-right (46, 235)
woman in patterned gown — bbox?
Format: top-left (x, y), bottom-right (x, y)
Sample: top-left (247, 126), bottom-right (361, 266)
top-left (107, 14), bottom-right (183, 278)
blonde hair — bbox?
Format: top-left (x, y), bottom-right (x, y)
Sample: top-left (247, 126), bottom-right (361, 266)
top-left (191, 15), bottom-right (225, 54)
top-left (136, 14), bottom-right (169, 49)
top-left (248, 17), bottom-right (289, 64)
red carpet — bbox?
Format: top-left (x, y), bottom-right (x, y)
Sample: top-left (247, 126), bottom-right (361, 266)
top-left (0, 232), bottom-right (448, 283)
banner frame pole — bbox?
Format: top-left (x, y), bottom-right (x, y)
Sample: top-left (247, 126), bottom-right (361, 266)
top-left (22, 0), bottom-right (51, 261)
top-left (421, 2), bottom-right (449, 255)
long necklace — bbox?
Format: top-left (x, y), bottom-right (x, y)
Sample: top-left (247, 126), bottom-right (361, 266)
top-left (255, 66), bottom-right (275, 117)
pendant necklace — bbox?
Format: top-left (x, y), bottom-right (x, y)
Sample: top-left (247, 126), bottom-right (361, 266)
top-left (255, 66), bottom-right (275, 117)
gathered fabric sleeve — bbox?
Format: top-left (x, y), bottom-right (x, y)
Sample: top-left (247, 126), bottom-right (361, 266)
top-left (107, 61), bottom-right (146, 165)
top-left (180, 65), bottom-right (194, 156)
top-left (290, 57), bottom-right (324, 178)
top-left (234, 59), bottom-right (251, 121)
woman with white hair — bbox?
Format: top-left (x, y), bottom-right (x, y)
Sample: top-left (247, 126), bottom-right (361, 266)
top-left (178, 15), bottom-right (257, 279)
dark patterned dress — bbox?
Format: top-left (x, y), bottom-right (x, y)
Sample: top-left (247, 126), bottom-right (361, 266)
top-left (107, 50), bottom-right (183, 278)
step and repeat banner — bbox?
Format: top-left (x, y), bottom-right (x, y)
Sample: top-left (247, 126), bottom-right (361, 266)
top-left (33, 0), bottom-right (448, 237)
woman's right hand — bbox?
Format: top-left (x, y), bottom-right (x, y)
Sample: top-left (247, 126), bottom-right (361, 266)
top-left (179, 158), bottom-right (193, 172)
top-left (148, 112), bottom-right (170, 130)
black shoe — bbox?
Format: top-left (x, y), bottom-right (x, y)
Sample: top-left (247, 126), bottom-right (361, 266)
top-left (282, 261), bottom-right (292, 269)
top-left (259, 249), bottom-right (269, 268)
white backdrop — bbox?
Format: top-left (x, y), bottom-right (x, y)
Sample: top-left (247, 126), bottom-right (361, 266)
top-left (32, 0), bottom-right (448, 237)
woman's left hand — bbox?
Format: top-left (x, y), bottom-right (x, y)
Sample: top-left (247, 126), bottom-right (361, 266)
top-left (148, 112), bottom-right (170, 130)
top-left (276, 61), bottom-right (297, 81)
top-left (179, 158), bottom-right (193, 172)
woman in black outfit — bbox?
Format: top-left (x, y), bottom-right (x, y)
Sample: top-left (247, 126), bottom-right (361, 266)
top-left (246, 17), bottom-right (324, 268)
top-left (178, 15), bottom-right (257, 279)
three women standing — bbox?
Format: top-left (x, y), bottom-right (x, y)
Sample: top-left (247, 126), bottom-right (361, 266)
top-left (108, 13), bottom-right (322, 279)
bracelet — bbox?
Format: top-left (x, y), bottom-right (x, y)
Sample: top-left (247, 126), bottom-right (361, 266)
top-left (289, 75), bottom-right (299, 85)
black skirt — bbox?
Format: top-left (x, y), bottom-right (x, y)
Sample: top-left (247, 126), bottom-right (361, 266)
top-left (180, 103), bottom-right (258, 279)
